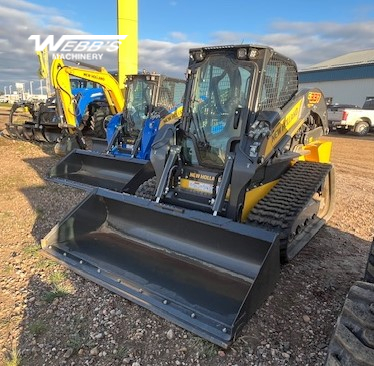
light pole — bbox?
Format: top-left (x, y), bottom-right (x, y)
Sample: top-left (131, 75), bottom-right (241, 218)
top-left (30, 81), bottom-right (33, 96)
top-left (9, 85), bottom-right (12, 94)
top-left (3, 86), bottom-right (6, 95)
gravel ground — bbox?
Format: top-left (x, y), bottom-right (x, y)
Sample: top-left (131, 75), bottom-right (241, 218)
top-left (0, 107), bottom-right (373, 366)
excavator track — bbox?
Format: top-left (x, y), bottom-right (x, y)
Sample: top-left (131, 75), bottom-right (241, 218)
top-left (247, 161), bottom-right (333, 262)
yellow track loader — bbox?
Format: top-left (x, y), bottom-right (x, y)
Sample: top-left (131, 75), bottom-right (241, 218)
top-left (42, 44), bottom-right (335, 348)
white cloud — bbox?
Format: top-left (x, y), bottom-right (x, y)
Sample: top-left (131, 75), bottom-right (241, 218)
top-left (1, 1), bottom-right (374, 93)
top-left (169, 32), bottom-right (188, 42)
top-left (211, 20), bottom-right (374, 69)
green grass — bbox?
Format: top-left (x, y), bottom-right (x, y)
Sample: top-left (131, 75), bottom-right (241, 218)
top-left (113, 345), bottom-right (130, 360)
top-left (34, 258), bottom-right (58, 269)
top-left (34, 207), bottom-right (44, 219)
top-left (4, 347), bottom-right (22, 366)
top-left (22, 244), bottom-right (40, 257)
top-left (66, 334), bottom-right (86, 353)
top-left (42, 285), bottom-right (72, 303)
top-left (49, 271), bottom-right (67, 285)
top-left (188, 336), bottom-right (218, 358)
top-left (28, 320), bottom-right (47, 337)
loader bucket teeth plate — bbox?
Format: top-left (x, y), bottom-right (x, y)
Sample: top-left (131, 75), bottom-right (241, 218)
top-left (41, 189), bottom-right (280, 348)
top-left (47, 149), bottom-right (155, 193)
top-left (22, 123), bottom-right (35, 141)
top-left (33, 127), bottom-right (49, 143)
top-left (5, 123), bottom-right (25, 140)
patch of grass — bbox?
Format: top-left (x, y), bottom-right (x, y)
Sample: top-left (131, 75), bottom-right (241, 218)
top-left (35, 258), bottom-right (58, 269)
top-left (113, 345), bottom-right (130, 360)
top-left (28, 320), bottom-right (47, 337)
top-left (2, 264), bottom-right (14, 275)
top-left (0, 315), bottom-right (12, 330)
top-left (66, 334), bottom-right (86, 353)
top-left (34, 207), bottom-right (44, 219)
top-left (49, 271), bottom-right (67, 285)
top-left (4, 346), bottom-right (22, 366)
top-left (22, 243), bottom-right (40, 257)
top-left (188, 336), bottom-right (218, 358)
top-left (0, 211), bottom-right (12, 218)
top-left (42, 282), bottom-right (73, 303)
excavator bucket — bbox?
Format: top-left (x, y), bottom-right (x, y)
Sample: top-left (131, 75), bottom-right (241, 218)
top-left (41, 188), bottom-right (280, 348)
top-left (47, 149), bottom-right (155, 193)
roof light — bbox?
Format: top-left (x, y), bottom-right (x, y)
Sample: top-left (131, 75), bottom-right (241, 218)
top-left (191, 50), bottom-right (205, 62)
top-left (237, 48), bottom-right (248, 59)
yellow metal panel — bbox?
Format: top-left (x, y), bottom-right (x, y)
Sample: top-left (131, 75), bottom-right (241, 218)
top-left (301, 140), bottom-right (332, 163)
top-left (264, 99), bottom-right (303, 157)
top-left (118, 0), bottom-right (138, 90)
top-left (241, 180), bottom-right (279, 222)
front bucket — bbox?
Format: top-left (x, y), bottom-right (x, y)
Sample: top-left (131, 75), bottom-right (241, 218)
top-left (47, 149), bottom-right (155, 193)
top-left (42, 189), bottom-right (280, 347)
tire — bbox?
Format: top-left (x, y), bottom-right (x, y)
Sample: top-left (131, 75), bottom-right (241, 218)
top-left (135, 176), bottom-right (157, 200)
top-left (325, 281), bottom-right (374, 366)
top-left (91, 107), bottom-right (110, 138)
top-left (337, 129), bottom-right (349, 135)
top-left (354, 121), bottom-right (370, 136)
top-left (364, 240), bottom-right (374, 283)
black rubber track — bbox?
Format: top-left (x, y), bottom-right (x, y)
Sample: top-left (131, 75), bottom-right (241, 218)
top-left (364, 240), bottom-right (374, 283)
top-left (247, 161), bottom-right (332, 261)
top-left (325, 281), bottom-right (374, 366)
top-left (135, 176), bottom-right (157, 200)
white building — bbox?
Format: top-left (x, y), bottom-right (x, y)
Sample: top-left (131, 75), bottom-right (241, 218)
top-left (299, 49), bottom-right (374, 107)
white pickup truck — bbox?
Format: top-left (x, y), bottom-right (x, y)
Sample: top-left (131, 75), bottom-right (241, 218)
top-left (328, 98), bottom-right (374, 135)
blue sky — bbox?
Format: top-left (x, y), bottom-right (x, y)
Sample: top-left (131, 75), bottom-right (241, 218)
top-left (1, 0), bottom-right (374, 93)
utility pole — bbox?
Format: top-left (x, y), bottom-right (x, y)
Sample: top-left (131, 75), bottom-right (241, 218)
top-left (117, 0), bottom-right (138, 91)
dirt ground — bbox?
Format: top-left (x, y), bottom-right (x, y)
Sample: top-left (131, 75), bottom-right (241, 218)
top-left (0, 106), bottom-right (373, 366)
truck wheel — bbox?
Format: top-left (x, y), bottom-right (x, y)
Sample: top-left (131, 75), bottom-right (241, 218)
top-left (337, 129), bottom-right (349, 135)
top-left (135, 176), bottom-right (157, 200)
top-left (364, 240), bottom-right (374, 283)
top-left (324, 281), bottom-right (374, 366)
top-left (354, 121), bottom-right (370, 136)
top-left (91, 107), bottom-right (110, 139)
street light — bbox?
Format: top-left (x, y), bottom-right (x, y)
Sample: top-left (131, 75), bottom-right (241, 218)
top-left (9, 85), bottom-right (12, 94)
top-left (40, 80), bottom-right (43, 95)
top-left (30, 81), bottom-right (33, 96)
top-left (3, 86), bottom-right (6, 95)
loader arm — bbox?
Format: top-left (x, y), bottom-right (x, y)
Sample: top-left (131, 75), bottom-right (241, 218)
top-left (50, 58), bottom-right (125, 130)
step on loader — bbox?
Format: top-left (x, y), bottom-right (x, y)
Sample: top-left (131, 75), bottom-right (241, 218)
top-left (47, 73), bottom-right (185, 192)
top-left (42, 44), bottom-right (336, 348)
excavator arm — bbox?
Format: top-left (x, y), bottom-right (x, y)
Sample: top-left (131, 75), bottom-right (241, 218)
top-left (50, 58), bottom-right (125, 130)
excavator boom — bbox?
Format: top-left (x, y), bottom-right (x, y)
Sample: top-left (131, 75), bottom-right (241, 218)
top-left (50, 58), bottom-right (124, 130)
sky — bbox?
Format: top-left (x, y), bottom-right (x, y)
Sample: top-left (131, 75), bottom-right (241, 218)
top-left (1, 0), bottom-right (374, 94)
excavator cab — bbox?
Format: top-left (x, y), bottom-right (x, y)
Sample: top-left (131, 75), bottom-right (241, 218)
top-left (42, 45), bottom-right (335, 348)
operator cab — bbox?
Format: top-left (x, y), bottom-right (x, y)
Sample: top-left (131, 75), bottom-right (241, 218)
top-left (161, 50), bottom-right (255, 213)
